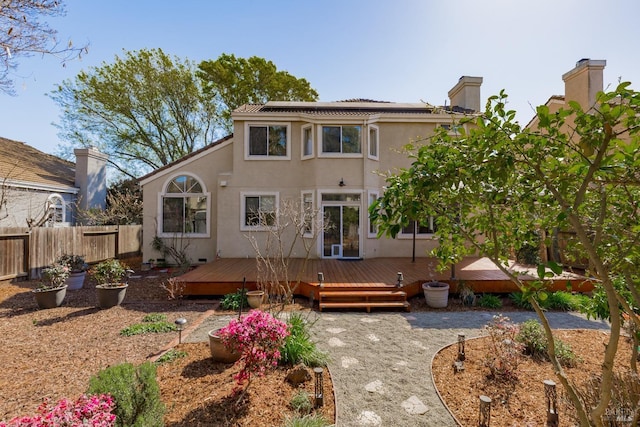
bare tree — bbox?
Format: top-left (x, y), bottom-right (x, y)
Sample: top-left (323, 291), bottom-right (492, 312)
top-left (0, 0), bottom-right (88, 94)
top-left (244, 198), bottom-right (327, 312)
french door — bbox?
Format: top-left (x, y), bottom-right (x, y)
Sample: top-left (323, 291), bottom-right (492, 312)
top-left (322, 205), bottom-right (360, 259)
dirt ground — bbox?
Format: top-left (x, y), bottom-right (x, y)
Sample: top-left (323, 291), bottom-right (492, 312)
top-left (432, 329), bottom-right (634, 426)
top-left (0, 257), bottom-right (334, 426)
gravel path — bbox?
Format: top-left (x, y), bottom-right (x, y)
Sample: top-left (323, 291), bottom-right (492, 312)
top-left (185, 310), bottom-right (610, 427)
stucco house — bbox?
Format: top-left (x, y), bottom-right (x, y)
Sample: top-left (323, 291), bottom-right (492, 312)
top-left (139, 76), bottom-right (483, 265)
top-left (0, 138), bottom-right (108, 227)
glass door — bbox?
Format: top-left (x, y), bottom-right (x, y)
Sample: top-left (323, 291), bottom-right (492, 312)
top-left (322, 205), bottom-right (360, 258)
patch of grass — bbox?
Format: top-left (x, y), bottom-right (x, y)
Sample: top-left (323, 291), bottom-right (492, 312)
top-left (477, 294), bottom-right (502, 309)
top-left (282, 414), bottom-right (332, 427)
top-left (289, 390), bottom-right (313, 415)
top-left (280, 313), bottom-right (329, 367)
top-left (120, 313), bottom-right (176, 336)
top-left (155, 349), bottom-right (187, 365)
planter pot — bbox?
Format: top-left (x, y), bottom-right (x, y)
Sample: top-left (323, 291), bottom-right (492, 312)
top-left (422, 281), bottom-right (449, 308)
top-left (96, 283), bottom-right (128, 309)
top-left (208, 329), bottom-right (241, 363)
top-left (246, 290), bottom-right (265, 309)
top-left (33, 285), bottom-right (67, 309)
top-left (65, 271), bottom-right (86, 290)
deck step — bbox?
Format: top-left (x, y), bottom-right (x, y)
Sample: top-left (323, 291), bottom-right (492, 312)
top-left (319, 289), bottom-right (410, 313)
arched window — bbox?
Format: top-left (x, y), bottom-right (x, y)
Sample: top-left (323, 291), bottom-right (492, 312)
top-left (161, 175), bottom-right (208, 235)
top-left (46, 194), bottom-right (65, 226)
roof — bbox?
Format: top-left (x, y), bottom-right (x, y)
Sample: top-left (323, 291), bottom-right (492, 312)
top-left (234, 100), bottom-right (475, 115)
top-left (0, 136), bottom-right (75, 189)
top-left (137, 134), bottom-right (234, 183)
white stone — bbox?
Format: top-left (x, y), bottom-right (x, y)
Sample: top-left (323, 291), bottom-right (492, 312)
top-left (360, 318), bottom-right (381, 323)
top-left (367, 334), bottom-right (380, 342)
top-left (341, 356), bottom-right (359, 368)
top-left (328, 337), bottom-right (345, 347)
top-left (356, 411), bottom-right (382, 425)
top-left (395, 360), bottom-right (409, 367)
top-left (327, 327), bottom-right (346, 334)
top-left (411, 340), bottom-right (427, 350)
top-left (401, 395), bottom-right (429, 415)
top-left (365, 380), bottom-right (384, 394)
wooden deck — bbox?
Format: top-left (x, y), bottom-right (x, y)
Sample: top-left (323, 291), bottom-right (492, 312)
top-left (176, 257), bottom-right (594, 300)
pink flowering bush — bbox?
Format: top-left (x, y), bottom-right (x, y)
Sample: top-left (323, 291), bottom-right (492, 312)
top-left (0, 394), bottom-right (115, 427)
top-left (483, 314), bottom-right (523, 382)
top-left (218, 309), bottom-right (290, 387)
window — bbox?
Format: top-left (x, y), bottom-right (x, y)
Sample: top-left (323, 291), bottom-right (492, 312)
top-left (400, 217), bottom-right (437, 236)
top-left (161, 175), bottom-right (208, 235)
top-left (246, 123), bottom-right (290, 158)
top-left (46, 194), bottom-right (64, 226)
top-left (368, 125), bottom-right (379, 160)
top-left (321, 125), bottom-right (361, 154)
top-left (242, 193), bottom-right (278, 229)
top-left (368, 191), bottom-right (379, 237)
top-left (301, 191), bottom-right (314, 236)
top-left (302, 125), bottom-right (313, 158)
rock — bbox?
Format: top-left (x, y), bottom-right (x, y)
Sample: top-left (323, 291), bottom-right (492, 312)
top-left (286, 365), bottom-right (311, 385)
top-left (401, 395), bottom-right (429, 415)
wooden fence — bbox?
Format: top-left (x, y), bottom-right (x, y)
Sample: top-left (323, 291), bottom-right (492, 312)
top-left (0, 225), bottom-right (142, 281)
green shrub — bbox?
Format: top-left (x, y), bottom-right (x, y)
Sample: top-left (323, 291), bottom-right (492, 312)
top-left (120, 313), bottom-right (176, 336)
top-left (289, 390), bottom-right (313, 415)
top-left (280, 313), bottom-right (329, 367)
top-left (477, 294), bottom-right (502, 309)
top-left (282, 414), bottom-right (332, 427)
top-left (515, 319), bottom-right (578, 367)
top-left (546, 291), bottom-right (585, 311)
top-left (155, 349), bottom-right (187, 364)
top-left (87, 362), bottom-right (165, 427)
top-left (509, 291), bottom-right (554, 310)
top-left (220, 289), bottom-right (248, 311)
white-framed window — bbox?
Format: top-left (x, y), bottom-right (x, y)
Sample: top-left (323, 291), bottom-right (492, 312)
top-left (367, 191), bottom-right (379, 237)
top-left (368, 125), bottom-right (379, 160)
top-left (399, 217), bottom-right (437, 237)
top-left (46, 194), bottom-right (65, 227)
top-left (301, 191), bottom-right (314, 237)
top-left (245, 123), bottom-right (291, 159)
top-left (321, 125), bottom-right (362, 155)
top-left (241, 192), bottom-right (279, 230)
top-left (160, 174), bottom-right (209, 236)
top-left (302, 125), bottom-right (313, 159)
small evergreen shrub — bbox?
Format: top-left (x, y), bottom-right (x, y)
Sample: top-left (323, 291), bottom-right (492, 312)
top-left (477, 294), bottom-right (502, 309)
top-left (220, 289), bottom-right (248, 311)
top-left (87, 362), bottom-right (165, 427)
top-left (282, 414), bottom-right (332, 427)
top-left (280, 312), bottom-right (329, 367)
top-left (289, 390), bottom-right (313, 414)
top-left (547, 291), bottom-right (575, 311)
top-left (515, 319), bottom-right (579, 367)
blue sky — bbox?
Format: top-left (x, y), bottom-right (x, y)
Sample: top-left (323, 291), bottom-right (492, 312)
top-left (3, 0), bottom-right (640, 155)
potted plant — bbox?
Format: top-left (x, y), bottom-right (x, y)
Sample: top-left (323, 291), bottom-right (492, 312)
top-left (57, 254), bottom-right (88, 290)
top-left (90, 259), bottom-right (133, 309)
top-left (33, 262), bottom-right (69, 309)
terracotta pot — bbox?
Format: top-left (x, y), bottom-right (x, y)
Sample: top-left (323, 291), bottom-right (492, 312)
top-left (208, 329), bottom-right (241, 363)
top-left (33, 285), bottom-right (67, 309)
top-left (246, 290), bottom-right (265, 309)
top-left (422, 281), bottom-right (449, 308)
top-left (65, 271), bottom-right (86, 290)
top-left (96, 283), bottom-right (128, 309)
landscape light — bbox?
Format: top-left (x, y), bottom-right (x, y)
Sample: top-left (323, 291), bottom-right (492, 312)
top-left (174, 317), bottom-right (187, 344)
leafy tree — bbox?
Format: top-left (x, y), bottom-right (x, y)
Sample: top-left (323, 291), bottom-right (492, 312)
top-left (0, 0), bottom-right (88, 94)
top-left (50, 48), bottom-right (221, 178)
top-left (371, 84), bottom-right (640, 426)
top-left (77, 178), bottom-right (142, 225)
top-left (197, 53), bottom-right (319, 131)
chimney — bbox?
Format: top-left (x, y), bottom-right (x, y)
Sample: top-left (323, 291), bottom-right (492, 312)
top-left (562, 58), bottom-right (606, 110)
top-left (74, 147), bottom-right (109, 210)
top-left (448, 76), bottom-right (483, 112)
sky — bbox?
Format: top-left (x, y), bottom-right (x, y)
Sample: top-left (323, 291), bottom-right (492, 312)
top-left (3, 0), bottom-right (640, 155)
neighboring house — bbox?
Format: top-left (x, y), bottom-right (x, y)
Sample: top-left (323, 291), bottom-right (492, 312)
top-left (140, 76), bottom-right (483, 264)
top-left (0, 138), bottom-right (108, 227)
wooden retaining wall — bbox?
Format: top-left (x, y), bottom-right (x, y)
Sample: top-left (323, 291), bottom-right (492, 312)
top-left (0, 225), bottom-right (142, 281)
